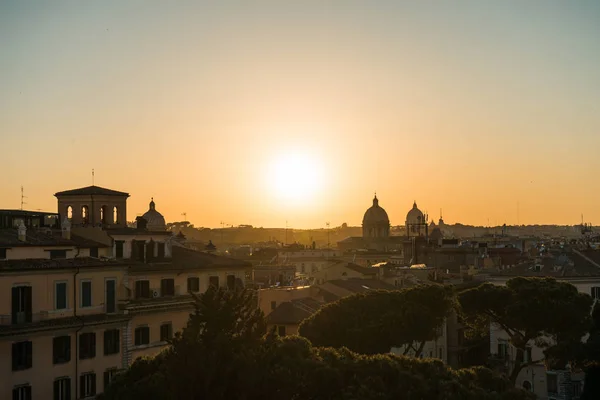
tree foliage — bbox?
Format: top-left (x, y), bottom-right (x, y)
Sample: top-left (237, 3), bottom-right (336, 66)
top-left (459, 277), bottom-right (593, 384)
top-left (102, 285), bottom-right (534, 400)
top-left (299, 285), bottom-right (456, 356)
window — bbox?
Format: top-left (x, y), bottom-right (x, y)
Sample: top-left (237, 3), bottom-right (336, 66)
top-left (209, 276), bottom-right (219, 288)
top-left (160, 323), bottom-right (173, 342)
top-left (105, 279), bottom-right (116, 313)
top-left (591, 287), bottom-right (600, 299)
top-left (55, 282), bottom-right (67, 309)
top-left (79, 332), bottom-right (96, 359)
top-left (227, 275), bottom-right (236, 290)
top-left (80, 373), bottom-right (96, 398)
top-left (104, 329), bottom-right (120, 355)
top-left (81, 281), bottom-right (92, 308)
top-left (438, 347), bottom-right (443, 359)
top-left (271, 301), bottom-right (277, 310)
top-left (100, 206), bottom-right (107, 224)
top-left (135, 280), bottom-right (150, 299)
top-left (278, 325), bottom-right (286, 336)
top-left (113, 206), bottom-right (118, 224)
top-left (67, 206), bottom-right (73, 220)
top-left (12, 341), bottom-right (32, 371)
top-left (301, 264), bottom-right (305, 273)
top-left (524, 347), bottom-right (532, 363)
top-left (547, 373), bottom-right (558, 394)
top-left (135, 327), bottom-right (150, 346)
top-left (573, 380), bottom-right (582, 397)
top-left (522, 381), bottom-right (532, 392)
top-left (53, 336), bottom-right (71, 364)
top-left (11, 286), bottom-right (32, 324)
top-left (497, 339), bottom-right (508, 358)
top-left (187, 277), bottom-right (199, 292)
top-left (53, 377), bottom-right (71, 400)
top-left (104, 368), bottom-right (118, 390)
top-left (90, 247), bottom-right (98, 258)
top-left (81, 206), bottom-right (89, 224)
top-left (311, 263), bottom-right (317, 273)
top-left (50, 250), bottom-right (67, 259)
top-left (12, 385), bottom-right (32, 400)
top-left (0, 248), bottom-right (6, 259)
top-left (157, 242), bottom-right (165, 259)
top-left (161, 278), bottom-right (175, 296)
top-left (115, 241), bottom-right (124, 258)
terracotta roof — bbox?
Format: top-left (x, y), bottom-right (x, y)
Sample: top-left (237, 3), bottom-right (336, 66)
top-left (267, 297), bottom-right (323, 325)
top-left (0, 312), bottom-right (130, 338)
top-left (343, 262), bottom-right (378, 275)
top-left (489, 250), bottom-right (600, 277)
top-left (0, 257), bottom-right (126, 272)
top-left (54, 185), bottom-right (129, 197)
top-left (0, 229), bottom-right (109, 248)
top-left (106, 227), bottom-right (172, 236)
top-left (171, 246), bottom-right (251, 269)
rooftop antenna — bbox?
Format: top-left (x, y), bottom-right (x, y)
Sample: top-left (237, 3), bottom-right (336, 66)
top-left (517, 201), bottom-right (520, 226)
top-left (181, 212), bottom-right (187, 221)
top-left (92, 168), bottom-right (95, 186)
top-left (20, 186), bottom-right (27, 210)
top-left (285, 221), bottom-right (288, 245)
top-left (326, 222), bottom-right (331, 248)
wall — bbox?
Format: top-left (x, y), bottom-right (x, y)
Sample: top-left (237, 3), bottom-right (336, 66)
top-left (0, 267), bottom-right (126, 323)
top-left (0, 322), bottom-right (126, 400)
top-left (57, 194), bottom-right (128, 228)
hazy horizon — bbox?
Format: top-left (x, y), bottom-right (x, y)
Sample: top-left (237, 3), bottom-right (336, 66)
top-left (2, 1), bottom-right (599, 229)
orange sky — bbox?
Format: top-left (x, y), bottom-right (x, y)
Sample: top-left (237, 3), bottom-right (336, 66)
top-left (1, 2), bottom-right (599, 228)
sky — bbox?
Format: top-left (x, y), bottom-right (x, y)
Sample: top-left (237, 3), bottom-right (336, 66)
top-left (1, 1), bottom-right (599, 229)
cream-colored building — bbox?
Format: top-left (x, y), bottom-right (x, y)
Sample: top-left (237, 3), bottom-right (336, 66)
top-left (1, 186), bottom-right (249, 400)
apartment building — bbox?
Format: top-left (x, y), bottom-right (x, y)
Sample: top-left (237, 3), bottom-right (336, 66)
top-left (1, 186), bottom-right (249, 400)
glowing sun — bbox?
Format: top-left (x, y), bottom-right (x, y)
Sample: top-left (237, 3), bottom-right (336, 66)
top-left (270, 151), bottom-right (322, 202)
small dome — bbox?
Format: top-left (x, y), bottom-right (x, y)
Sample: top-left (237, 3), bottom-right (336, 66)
top-left (142, 197), bottom-right (166, 231)
top-left (363, 195), bottom-right (390, 225)
top-left (406, 201), bottom-right (424, 223)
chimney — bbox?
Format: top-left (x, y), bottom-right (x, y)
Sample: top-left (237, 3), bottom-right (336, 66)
top-left (17, 220), bottom-right (27, 242)
top-left (62, 217), bottom-right (71, 240)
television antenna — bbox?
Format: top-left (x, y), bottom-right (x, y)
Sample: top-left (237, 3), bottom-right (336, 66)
top-left (20, 186), bottom-right (27, 210)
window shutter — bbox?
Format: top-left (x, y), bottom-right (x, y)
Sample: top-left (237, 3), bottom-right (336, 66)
top-left (26, 341), bottom-right (32, 368)
top-left (80, 376), bottom-right (85, 398)
top-left (53, 381), bottom-right (59, 400)
top-left (11, 287), bottom-right (19, 324)
top-left (115, 330), bottom-right (120, 352)
top-left (25, 386), bottom-right (31, 400)
top-left (24, 287), bottom-right (32, 321)
top-left (91, 373), bottom-right (96, 395)
top-left (104, 370), bottom-right (109, 390)
top-left (12, 388), bottom-right (18, 400)
top-left (65, 379), bottom-right (71, 400)
top-left (91, 333), bottom-right (96, 358)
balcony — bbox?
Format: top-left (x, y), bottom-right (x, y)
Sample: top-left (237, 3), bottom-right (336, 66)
top-left (0, 312), bottom-right (49, 326)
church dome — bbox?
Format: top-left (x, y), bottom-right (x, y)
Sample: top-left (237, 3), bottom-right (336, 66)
top-left (363, 195), bottom-right (390, 225)
top-left (142, 198), bottom-right (166, 231)
top-left (406, 201), bottom-right (424, 223)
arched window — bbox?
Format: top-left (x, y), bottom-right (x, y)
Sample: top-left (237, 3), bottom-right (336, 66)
top-left (67, 206), bottom-right (73, 220)
top-left (522, 381), bottom-right (532, 392)
top-left (82, 205), bottom-right (89, 224)
top-left (100, 205), bottom-right (108, 224)
top-left (113, 206), bottom-right (118, 224)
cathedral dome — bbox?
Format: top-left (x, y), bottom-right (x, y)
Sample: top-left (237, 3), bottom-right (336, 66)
top-left (406, 201), bottom-right (424, 223)
top-left (142, 198), bottom-right (166, 231)
top-left (363, 195), bottom-right (390, 225)
top-left (362, 195), bottom-right (390, 239)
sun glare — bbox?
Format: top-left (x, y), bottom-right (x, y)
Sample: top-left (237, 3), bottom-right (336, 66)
top-left (270, 152), bottom-right (322, 203)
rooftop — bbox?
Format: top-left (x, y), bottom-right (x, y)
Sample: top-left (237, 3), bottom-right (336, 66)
top-left (0, 257), bottom-right (125, 272)
top-left (54, 185), bottom-right (130, 197)
top-left (0, 229), bottom-right (108, 248)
